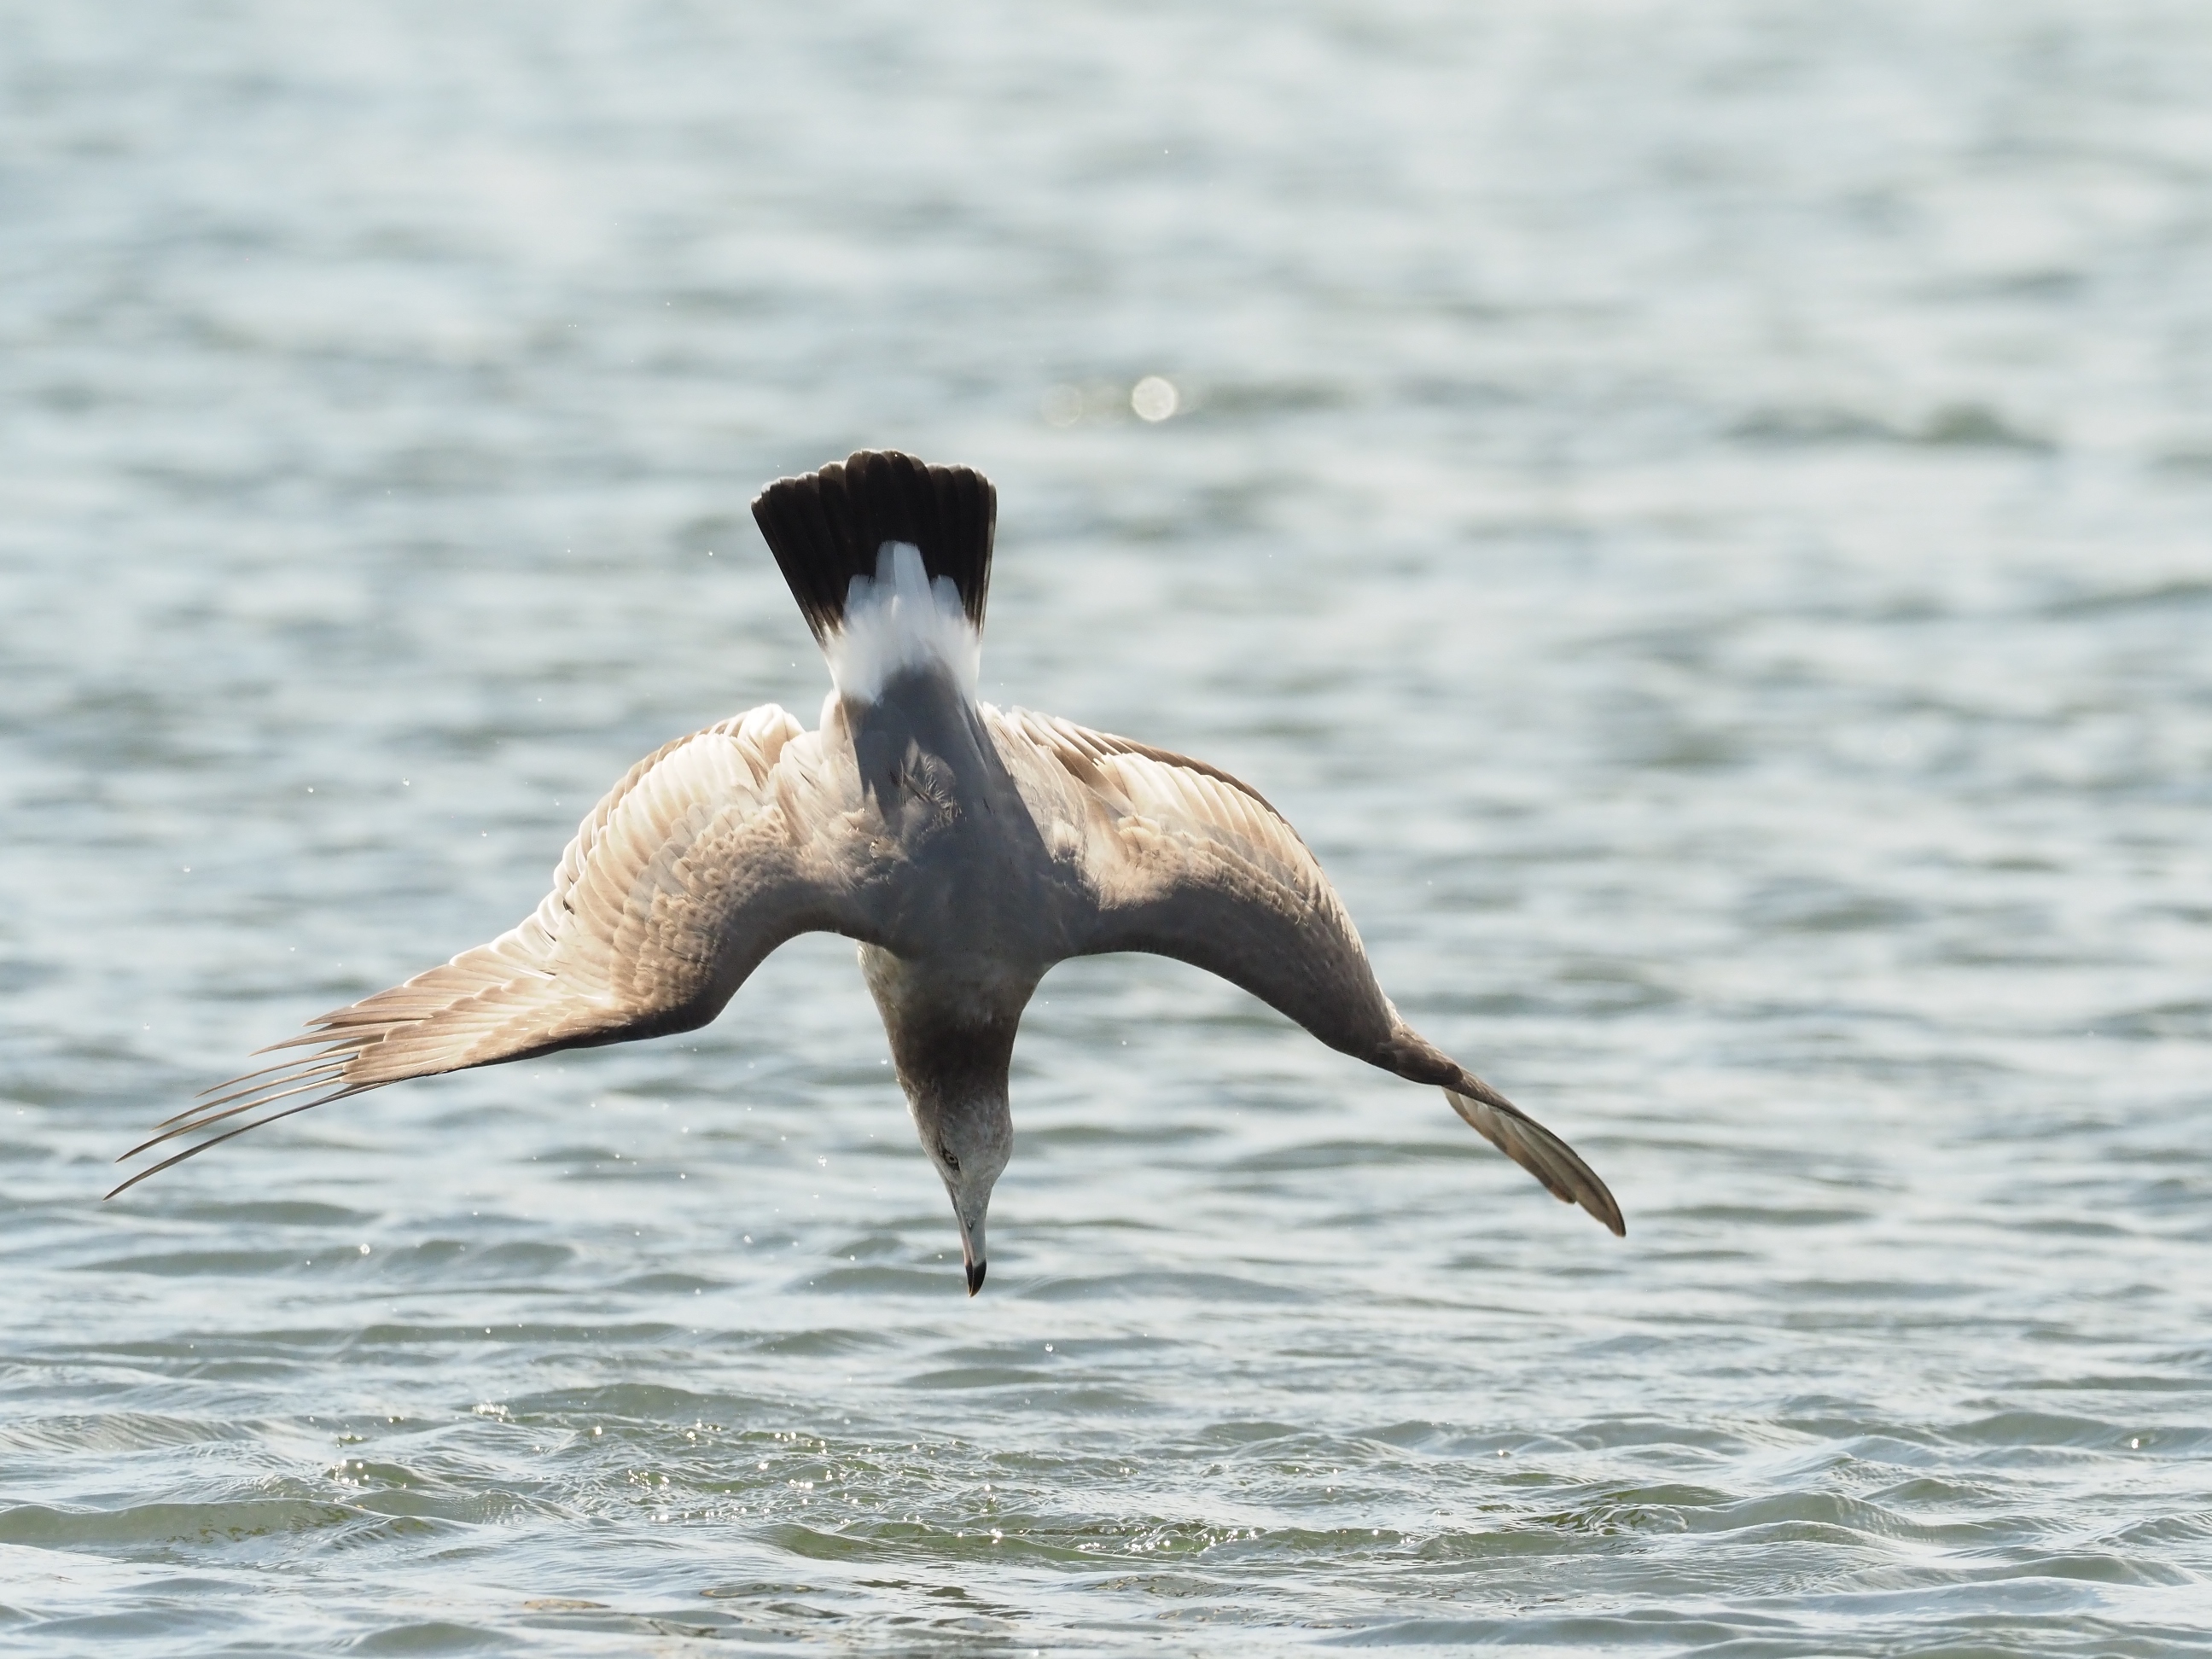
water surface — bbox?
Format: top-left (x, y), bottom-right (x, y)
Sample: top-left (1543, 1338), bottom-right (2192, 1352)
top-left (3, 3), bottom-right (2210, 1652)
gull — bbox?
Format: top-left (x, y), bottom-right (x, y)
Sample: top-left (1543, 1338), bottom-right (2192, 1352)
top-left (116, 451), bottom-right (1623, 1288)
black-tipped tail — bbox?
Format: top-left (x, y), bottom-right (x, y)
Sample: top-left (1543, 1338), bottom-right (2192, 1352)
top-left (751, 451), bottom-right (997, 645)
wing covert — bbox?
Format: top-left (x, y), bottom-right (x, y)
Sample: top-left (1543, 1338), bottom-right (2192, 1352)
top-left (989, 707), bottom-right (1399, 1058)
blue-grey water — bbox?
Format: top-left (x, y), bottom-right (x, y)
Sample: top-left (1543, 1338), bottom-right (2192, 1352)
top-left (4, 3), bottom-right (2210, 1652)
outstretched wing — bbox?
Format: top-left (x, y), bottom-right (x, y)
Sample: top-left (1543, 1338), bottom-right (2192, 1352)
top-left (989, 707), bottom-right (1623, 1236)
top-left (992, 708), bottom-right (1394, 1051)
top-left (116, 704), bottom-right (870, 1195)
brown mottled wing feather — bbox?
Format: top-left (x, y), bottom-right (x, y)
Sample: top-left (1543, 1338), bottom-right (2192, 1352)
top-left (989, 707), bottom-right (1623, 1236)
top-left (992, 709), bottom-right (1395, 1051)
top-left (115, 704), bottom-right (870, 1195)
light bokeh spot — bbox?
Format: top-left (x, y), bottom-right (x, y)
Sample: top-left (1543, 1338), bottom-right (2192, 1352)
top-left (1041, 383), bottom-right (1084, 427)
top-left (1130, 375), bottom-right (1178, 422)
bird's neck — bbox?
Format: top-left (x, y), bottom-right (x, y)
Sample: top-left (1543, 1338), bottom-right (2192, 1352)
top-left (860, 946), bottom-right (1035, 1084)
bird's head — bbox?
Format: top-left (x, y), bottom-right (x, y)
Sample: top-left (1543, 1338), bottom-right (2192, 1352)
top-left (922, 1106), bottom-right (1010, 1296)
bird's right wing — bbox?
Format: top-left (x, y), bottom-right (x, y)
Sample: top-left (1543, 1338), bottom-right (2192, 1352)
top-left (989, 707), bottom-right (1623, 1235)
top-left (116, 704), bottom-right (874, 1194)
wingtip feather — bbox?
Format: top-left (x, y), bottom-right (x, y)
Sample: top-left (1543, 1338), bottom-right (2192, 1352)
top-left (107, 1086), bottom-right (364, 1199)
top-left (1444, 1086), bottom-right (1625, 1237)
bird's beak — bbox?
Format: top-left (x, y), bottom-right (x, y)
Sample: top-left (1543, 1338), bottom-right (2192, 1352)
top-left (959, 1210), bottom-right (988, 1296)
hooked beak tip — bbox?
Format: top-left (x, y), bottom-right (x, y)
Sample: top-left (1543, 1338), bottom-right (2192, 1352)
top-left (965, 1259), bottom-right (987, 1296)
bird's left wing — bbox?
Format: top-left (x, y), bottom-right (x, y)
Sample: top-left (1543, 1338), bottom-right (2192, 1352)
top-left (115, 704), bottom-right (870, 1195)
top-left (987, 707), bottom-right (1623, 1235)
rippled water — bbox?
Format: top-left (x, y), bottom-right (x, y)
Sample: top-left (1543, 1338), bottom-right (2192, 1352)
top-left (6, 3), bottom-right (2211, 1651)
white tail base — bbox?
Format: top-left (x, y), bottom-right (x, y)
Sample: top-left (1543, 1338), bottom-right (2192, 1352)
top-left (825, 541), bottom-right (981, 703)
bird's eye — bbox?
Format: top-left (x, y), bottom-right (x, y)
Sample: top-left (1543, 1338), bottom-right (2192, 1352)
top-left (940, 1144), bottom-right (960, 1173)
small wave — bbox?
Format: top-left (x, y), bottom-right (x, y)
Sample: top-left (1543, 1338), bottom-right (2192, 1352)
top-left (0, 1499), bottom-right (359, 1549)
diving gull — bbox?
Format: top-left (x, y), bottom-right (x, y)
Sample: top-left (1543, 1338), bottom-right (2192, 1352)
top-left (115, 451), bottom-right (1624, 1289)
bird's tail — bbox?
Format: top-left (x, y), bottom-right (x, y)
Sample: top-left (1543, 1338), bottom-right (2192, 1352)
top-left (751, 451), bottom-right (997, 646)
